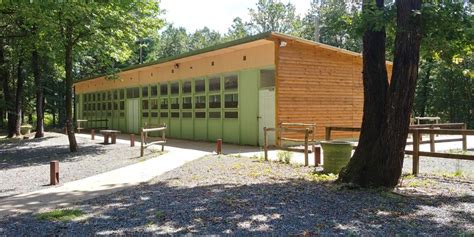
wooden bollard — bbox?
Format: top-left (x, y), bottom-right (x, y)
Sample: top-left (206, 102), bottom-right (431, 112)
top-left (63, 126), bottom-right (67, 134)
top-left (314, 146), bottom-right (321, 166)
top-left (130, 134), bottom-right (135, 147)
top-left (50, 161), bottom-right (59, 185)
top-left (216, 139), bottom-right (222, 154)
top-left (91, 129), bottom-right (95, 140)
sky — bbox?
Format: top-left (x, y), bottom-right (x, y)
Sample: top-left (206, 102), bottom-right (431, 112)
top-left (160, 0), bottom-right (312, 34)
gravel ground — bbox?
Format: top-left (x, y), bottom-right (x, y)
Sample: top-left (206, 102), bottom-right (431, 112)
top-left (0, 132), bottom-right (160, 198)
top-left (0, 155), bottom-right (472, 235)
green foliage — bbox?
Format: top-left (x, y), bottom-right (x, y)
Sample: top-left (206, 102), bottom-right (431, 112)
top-left (277, 150), bottom-right (292, 164)
top-left (306, 172), bottom-right (337, 182)
top-left (35, 209), bottom-right (85, 222)
top-left (248, 0), bottom-right (302, 35)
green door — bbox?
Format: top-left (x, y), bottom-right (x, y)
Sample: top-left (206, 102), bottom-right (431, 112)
top-left (127, 99), bottom-right (140, 133)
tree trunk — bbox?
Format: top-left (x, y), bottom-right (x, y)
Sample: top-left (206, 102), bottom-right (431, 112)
top-left (32, 49), bottom-right (45, 138)
top-left (338, 0), bottom-right (422, 188)
top-left (14, 56), bottom-right (25, 137)
top-left (1, 40), bottom-right (16, 138)
top-left (0, 40), bottom-right (5, 129)
top-left (65, 21), bottom-right (78, 152)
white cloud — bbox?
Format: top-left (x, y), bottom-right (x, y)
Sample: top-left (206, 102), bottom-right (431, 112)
top-left (160, 0), bottom-right (312, 33)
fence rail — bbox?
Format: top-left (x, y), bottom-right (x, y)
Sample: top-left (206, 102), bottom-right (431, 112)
top-left (325, 123), bottom-right (472, 176)
top-left (140, 124), bottom-right (167, 157)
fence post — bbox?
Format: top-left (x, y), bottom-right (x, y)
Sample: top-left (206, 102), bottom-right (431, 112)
top-left (325, 127), bottom-right (331, 141)
top-left (130, 134), bottom-right (135, 147)
top-left (429, 124), bottom-right (435, 152)
top-left (314, 146), bottom-right (321, 166)
top-left (264, 127), bottom-right (268, 161)
top-left (140, 129), bottom-right (145, 157)
top-left (91, 129), bottom-right (95, 140)
top-left (462, 123), bottom-right (467, 151)
top-left (412, 129), bottom-right (420, 176)
top-left (304, 128), bottom-right (309, 166)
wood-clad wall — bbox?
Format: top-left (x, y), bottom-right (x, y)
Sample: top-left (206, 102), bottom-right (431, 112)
top-left (276, 40), bottom-right (374, 140)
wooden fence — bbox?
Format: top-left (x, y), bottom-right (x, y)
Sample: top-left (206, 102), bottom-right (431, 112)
top-left (325, 123), bottom-right (472, 176)
top-left (140, 124), bottom-right (167, 157)
top-left (264, 123), bottom-right (316, 166)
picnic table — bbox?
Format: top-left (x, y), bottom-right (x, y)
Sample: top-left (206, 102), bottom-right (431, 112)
top-left (415, 116), bottom-right (441, 125)
top-left (100, 130), bottom-right (120, 144)
top-left (77, 119), bottom-right (87, 133)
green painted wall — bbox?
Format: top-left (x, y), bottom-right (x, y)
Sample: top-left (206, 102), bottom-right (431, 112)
top-left (78, 66), bottom-right (271, 145)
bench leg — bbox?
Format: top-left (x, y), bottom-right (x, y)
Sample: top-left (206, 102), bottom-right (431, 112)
top-left (111, 134), bottom-right (117, 144)
top-left (104, 135), bottom-right (109, 144)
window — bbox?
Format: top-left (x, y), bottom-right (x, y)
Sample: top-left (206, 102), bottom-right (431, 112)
top-left (160, 112), bottom-right (169, 118)
top-left (260, 69), bottom-right (275, 88)
top-left (108, 102), bottom-right (112, 110)
top-left (142, 100), bottom-right (149, 110)
top-left (97, 93), bottom-right (101, 101)
top-left (170, 98), bottom-right (179, 109)
top-left (102, 103), bottom-right (106, 110)
top-left (195, 112), bottom-right (206, 118)
top-left (160, 98), bottom-right (168, 109)
top-left (107, 92), bottom-right (112, 100)
top-left (142, 86), bottom-right (149, 97)
top-left (195, 96), bottom-right (206, 109)
top-left (195, 79), bottom-right (205, 93)
top-left (127, 87), bottom-right (140, 98)
top-left (209, 95), bottom-right (221, 108)
top-left (182, 81), bottom-right (192, 94)
top-left (225, 94), bottom-right (238, 108)
top-left (224, 74), bottom-right (238, 90)
top-left (151, 86), bottom-right (158, 97)
top-left (151, 112), bottom-right (158, 117)
top-left (160, 84), bottom-right (168, 96)
top-left (120, 101), bottom-right (125, 110)
top-left (209, 111), bottom-right (221, 119)
top-left (182, 112), bottom-right (192, 118)
top-left (114, 90), bottom-right (118, 100)
top-left (171, 82), bottom-right (179, 94)
top-left (182, 97), bottom-right (192, 109)
top-left (151, 99), bottom-right (158, 110)
top-left (120, 90), bottom-right (125, 99)
top-left (208, 77), bottom-right (220, 91)
top-left (143, 112), bottom-right (149, 117)
top-left (114, 102), bottom-right (118, 110)
top-left (120, 112), bottom-right (125, 117)
top-left (171, 112), bottom-right (179, 118)
top-left (225, 111), bottom-right (238, 119)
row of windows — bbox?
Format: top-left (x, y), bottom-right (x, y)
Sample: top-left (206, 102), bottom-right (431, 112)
top-left (141, 111), bottom-right (238, 119)
top-left (83, 74), bottom-right (239, 102)
top-left (142, 94), bottom-right (238, 110)
top-left (84, 102), bottom-right (125, 111)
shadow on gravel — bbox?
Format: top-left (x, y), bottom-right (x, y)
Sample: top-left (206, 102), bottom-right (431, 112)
top-left (0, 178), bottom-right (472, 235)
top-left (0, 141), bottom-right (108, 170)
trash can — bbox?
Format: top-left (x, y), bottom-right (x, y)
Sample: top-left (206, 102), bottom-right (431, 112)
top-left (20, 125), bottom-right (32, 135)
top-left (320, 141), bottom-right (353, 174)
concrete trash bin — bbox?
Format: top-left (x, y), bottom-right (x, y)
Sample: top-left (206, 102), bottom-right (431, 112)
top-left (320, 141), bottom-right (353, 174)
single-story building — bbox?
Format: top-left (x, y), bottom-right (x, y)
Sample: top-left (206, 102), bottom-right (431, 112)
top-left (73, 32), bottom-right (392, 146)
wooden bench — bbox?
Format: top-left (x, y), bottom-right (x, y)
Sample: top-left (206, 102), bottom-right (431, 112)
top-left (100, 130), bottom-right (120, 144)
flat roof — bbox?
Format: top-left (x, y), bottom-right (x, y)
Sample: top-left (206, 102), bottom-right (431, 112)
top-left (77, 32), bottom-right (369, 84)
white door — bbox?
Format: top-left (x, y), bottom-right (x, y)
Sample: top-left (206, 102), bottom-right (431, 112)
top-left (258, 88), bottom-right (276, 146)
top-left (127, 99), bottom-right (140, 133)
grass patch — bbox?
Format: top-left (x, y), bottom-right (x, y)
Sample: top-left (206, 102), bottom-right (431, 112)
top-left (35, 209), bottom-right (85, 222)
top-left (155, 210), bottom-right (165, 220)
top-left (277, 151), bottom-right (292, 164)
top-left (306, 172), bottom-right (338, 182)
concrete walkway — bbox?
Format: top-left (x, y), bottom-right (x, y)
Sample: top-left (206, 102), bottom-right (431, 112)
top-left (0, 134), bottom-right (210, 218)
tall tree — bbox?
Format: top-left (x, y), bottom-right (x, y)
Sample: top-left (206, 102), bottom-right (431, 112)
top-left (338, 0), bottom-right (423, 188)
top-left (248, 0), bottom-right (302, 35)
top-left (225, 17), bottom-right (250, 41)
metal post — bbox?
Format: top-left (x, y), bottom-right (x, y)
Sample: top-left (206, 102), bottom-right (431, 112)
top-left (216, 139), bottom-right (222, 155)
top-left (50, 161), bottom-right (59, 185)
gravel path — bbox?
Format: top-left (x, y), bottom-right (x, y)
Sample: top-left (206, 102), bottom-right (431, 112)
top-left (0, 155), bottom-right (472, 235)
top-left (0, 132), bottom-right (160, 198)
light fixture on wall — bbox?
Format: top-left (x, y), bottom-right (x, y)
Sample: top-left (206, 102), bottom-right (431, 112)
top-left (280, 40), bottom-right (287, 47)
top-left (174, 63), bottom-right (180, 69)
